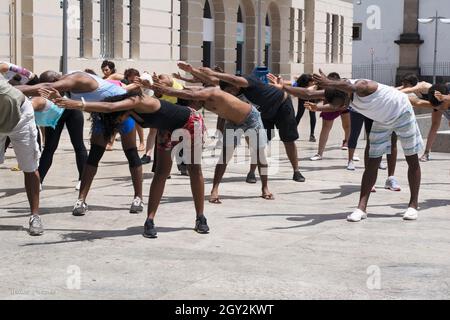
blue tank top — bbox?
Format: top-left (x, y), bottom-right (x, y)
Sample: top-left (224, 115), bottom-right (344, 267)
top-left (70, 73), bottom-right (127, 102)
top-left (34, 100), bottom-right (65, 128)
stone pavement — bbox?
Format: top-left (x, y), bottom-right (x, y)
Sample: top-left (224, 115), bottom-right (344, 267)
top-left (1, 108), bottom-right (449, 300)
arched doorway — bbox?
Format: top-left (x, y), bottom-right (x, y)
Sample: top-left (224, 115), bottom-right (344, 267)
top-left (203, 0), bottom-right (214, 67)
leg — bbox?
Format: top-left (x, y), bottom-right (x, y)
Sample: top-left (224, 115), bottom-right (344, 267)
top-left (121, 128), bottom-right (143, 200)
top-left (77, 134), bottom-right (108, 202)
top-left (316, 119), bottom-right (334, 157)
top-left (24, 171), bottom-right (40, 215)
top-left (405, 154), bottom-right (421, 209)
top-left (284, 141), bottom-right (299, 172)
top-left (147, 149), bottom-right (173, 220)
top-left (187, 164), bottom-right (205, 218)
top-left (65, 110), bottom-right (88, 182)
top-left (136, 125), bottom-right (145, 151)
top-left (309, 111), bottom-right (317, 138)
top-left (145, 128), bottom-right (157, 157)
top-left (256, 146), bottom-right (272, 199)
top-left (38, 120), bottom-right (65, 183)
top-left (296, 100), bottom-right (306, 125)
top-left (387, 133), bottom-right (398, 177)
top-left (348, 111), bottom-right (365, 163)
top-left (358, 157), bottom-right (382, 212)
top-left (210, 145), bottom-right (235, 203)
top-left (340, 112), bottom-right (351, 148)
top-left (421, 111), bottom-right (442, 160)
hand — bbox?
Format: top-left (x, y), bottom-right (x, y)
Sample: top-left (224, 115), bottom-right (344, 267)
top-left (198, 67), bottom-right (215, 76)
top-left (267, 73), bottom-right (283, 90)
top-left (434, 91), bottom-right (445, 102)
top-left (313, 69), bottom-right (330, 87)
top-left (150, 82), bottom-right (169, 96)
top-left (178, 61), bottom-right (193, 73)
top-left (52, 97), bottom-right (83, 110)
top-left (38, 88), bottom-right (62, 101)
top-left (172, 72), bottom-right (182, 80)
top-left (305, 101), bottom-right (319, 112)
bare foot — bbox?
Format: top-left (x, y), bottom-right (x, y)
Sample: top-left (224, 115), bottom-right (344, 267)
top-left (138, 144), bottom-right (145, 152)
top-left (209, 190), bottom-right (222, 204)
top-left (106, 143), bottom-right (113, 151)
top-left (262, 188), bottom-right (274, 200)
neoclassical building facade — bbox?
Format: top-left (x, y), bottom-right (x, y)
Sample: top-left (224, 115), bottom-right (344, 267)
top-left (1, 0), bottom-right (353, 79)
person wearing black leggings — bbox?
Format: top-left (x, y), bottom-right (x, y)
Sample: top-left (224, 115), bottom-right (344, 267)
top-left (294, 74), bottom-right (317, 142)
top-left (38, 108), bottom-right (88, 190)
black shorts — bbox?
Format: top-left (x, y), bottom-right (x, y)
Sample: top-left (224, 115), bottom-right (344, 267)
top-left (262, 97), bottom-right (299, 142)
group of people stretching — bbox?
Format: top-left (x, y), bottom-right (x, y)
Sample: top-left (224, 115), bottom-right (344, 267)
top-left (1, 59), bottom-right (449, 238)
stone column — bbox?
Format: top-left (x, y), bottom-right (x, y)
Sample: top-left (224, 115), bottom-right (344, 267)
top-left (180, 0), bottom-right (203, 67)
top-left (395, 0), bottom-right (423, 84)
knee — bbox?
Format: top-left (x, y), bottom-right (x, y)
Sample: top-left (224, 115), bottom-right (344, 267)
top-left (124, 147), bottom-right (142, 169)
top-left (188, 164), bottom-right (202, 175)
top-left (87, 144), bottom-right (106, 167)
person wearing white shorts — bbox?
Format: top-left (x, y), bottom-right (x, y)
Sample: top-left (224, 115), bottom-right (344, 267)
top-left (312, 72), bottom-right (424, 222)
top-left (0, 78), bottom-right (43, 236)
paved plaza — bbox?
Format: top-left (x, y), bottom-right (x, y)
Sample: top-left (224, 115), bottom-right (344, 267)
top-left (1, 108), bottom-right (449, 300)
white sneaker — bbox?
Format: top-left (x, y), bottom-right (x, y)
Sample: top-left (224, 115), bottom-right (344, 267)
top-left (310, 154), bottom-right (323, 161)
top-left (379, 162), bottom-right (387, 170)
top-left (353, 155), bottom-right (361, 162)
top-left (39, 184), bottom-right (43, 192)
top-left (347, 161), bottom-right (356, 171)
top-left (347, 209), bottom-right (368, 222)
top-left (385, 176), bottom-right (401, 192)
top-left (130, 197), bottom-right (144, 214)
top-left (75, 181), bottom-right (81, 191)
top-left (403, 208), bottom-right (418, 221)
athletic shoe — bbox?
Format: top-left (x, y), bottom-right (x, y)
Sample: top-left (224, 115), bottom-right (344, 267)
top-left (29, 215), bottom-right (44, 236)
top-left (347, 209), bottom-right (368, 222)
top-left (73, 200), bottom-right (88, 216)
top-left (246, 172), bottom-right (257, 184)
top-left (75, 181), bottom-right (81, 191)
top-left (371, 186), bottom-right (377, 193)
top-left (353, 155), bottom-right (361, 162)
top-left (379, 162), bottom-right (387, 170)
top-left (309, 135), bottom-right (317, 142)
top-left (293, 171), bottom-right (306, 182)
top-left (39, 184), bottom-right (43, 192)
top-left (143, 218), bottom-right (158, 238)
top-left (347, 161), bottom-right (356, 171)
top-left (141, 155), bottom-right (151, 165)
top-left (195, 215), bottom-right (210, 234)
top-left (310, 154), bottom-right (323, 161)
top-left (130, 197), bottom-right (144, 214)
top-left (178, 164), bottom-right (189, 176)
top-left (403, 208), bottom-right (418, 221)
top-left (341, 140), bottom-right (349, 150)
top-left (385, 176), bottom-right (401, 192)
top-left (420, 153), bottom-right (430, 162)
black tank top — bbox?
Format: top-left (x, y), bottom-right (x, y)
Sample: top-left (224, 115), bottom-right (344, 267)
top-left (130, 99), bottom-right (191, 132)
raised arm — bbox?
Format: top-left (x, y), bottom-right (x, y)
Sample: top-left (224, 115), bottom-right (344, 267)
top-left (177, 62), bottom-right (220, 87)
top-left (173, 72), bottom-right (200, 84)
top-left (408, 95), bottom-right (434, 109)
top-left (283, 85), bottom-right (325, 100)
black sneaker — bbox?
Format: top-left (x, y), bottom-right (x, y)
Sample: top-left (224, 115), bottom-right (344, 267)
top-left (141, 155), bottom-right (151, 165)
top-left (195, 216), bottom-right (210, 234)
top-left (309, 135), bottom-right (316, 143)
top-left (178, 164), bottom-right (189, 176)
top-left (143, 218), bottom-right (158, 239)
top-left (293, 171), bottom-right (306, 183)
top-left (246, 172), bottom-right (257, 184)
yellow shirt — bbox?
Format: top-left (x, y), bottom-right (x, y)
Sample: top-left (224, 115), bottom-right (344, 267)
top-left (161, 80), bottom-right (184, 104)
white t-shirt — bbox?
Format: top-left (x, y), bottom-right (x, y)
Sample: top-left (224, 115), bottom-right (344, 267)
top-left (349, 79), bottom-right (412, 124)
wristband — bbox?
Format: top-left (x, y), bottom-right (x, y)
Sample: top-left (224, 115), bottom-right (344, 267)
top-left (81, 97), bottom-right (86, 111)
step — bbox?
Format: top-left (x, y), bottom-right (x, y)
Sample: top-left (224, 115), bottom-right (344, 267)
top-left (432, 130), bottom-right (450, 153)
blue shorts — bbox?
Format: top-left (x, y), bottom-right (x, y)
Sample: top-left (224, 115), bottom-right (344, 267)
top-left (93, 116), bottom-right (136, 136)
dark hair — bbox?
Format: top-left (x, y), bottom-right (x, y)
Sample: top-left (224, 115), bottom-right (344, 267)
top-left (296, 74), bottom-right (313, 88)
top-left (101, 60), bottom-right (116, 74)
top-left (92, 92), bottom-right (143, 141)
top-left (428, 83), bottom-right (449, 106)
top-left (324, 88), bottom-right (347, 105)
top-left (84, 69), bottom-right (98, 76)
top-left (124, 68), bottom-right (140, 79)
top-left (26, 75), bottom-right (40, 86)
top-left (327, 72), bottom-right (341, 81)
top-left (402, 74), bottom-right (419, 87)
top-left (39, 70), bottom-right (62, 83)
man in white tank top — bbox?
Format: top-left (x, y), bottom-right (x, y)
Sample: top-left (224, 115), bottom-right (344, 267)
top-left (312, 72), bottom-right (424, 222)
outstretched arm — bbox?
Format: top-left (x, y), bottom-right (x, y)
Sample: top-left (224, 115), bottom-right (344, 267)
top-left (151, 82), bottom-right (215, 101)
top-left (196, 65), bottom-right (249, 88)
top-left (408, 95), bottom-right (434, 109)
top-left (173, 72), bottom-right (200, 84)
top-left (284, 85), bottom-right (325, 100)
top-left (177, 62), bottom-right (220, 86)
top-left (16, 77), bottom-right (78, 97)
